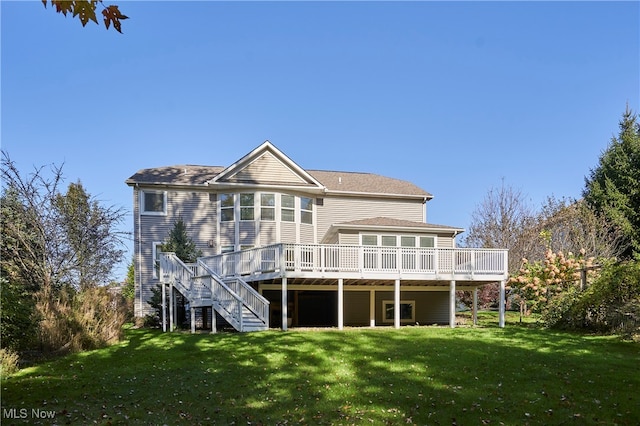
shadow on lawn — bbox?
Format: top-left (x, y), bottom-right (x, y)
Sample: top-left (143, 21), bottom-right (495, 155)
top-left (2, 325), bottom-right (639, 425)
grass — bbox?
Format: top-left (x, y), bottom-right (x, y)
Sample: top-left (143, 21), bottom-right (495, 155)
top-left (2, 312), bottom-right (638, 425)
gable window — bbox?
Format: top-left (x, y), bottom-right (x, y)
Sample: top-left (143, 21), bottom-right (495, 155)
top-left (260, 193), bottom-right (275, 221)
top-left (142, 191), bottom-right (166, 215)
top-left (382, 300), bottom-right (415, 323)
top-left (281, 194), bottom-right (295, 222)
top-left (240, 193), bottom-right (255, 221)
top-left (300, 197), bottom-right (313, 224)
top-left (220, 194), bottom-right (234, 222)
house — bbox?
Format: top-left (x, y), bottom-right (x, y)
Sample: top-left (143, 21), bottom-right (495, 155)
top-left (125, 141), bottom-right (508, 332)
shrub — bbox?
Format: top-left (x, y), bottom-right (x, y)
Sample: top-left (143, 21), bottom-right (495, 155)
top-left (0, 348), bottom-right (20, 378)
top-left (547, 260), bottom-right (640, 334)
top-left (36, 285), bottom-right (128, 353)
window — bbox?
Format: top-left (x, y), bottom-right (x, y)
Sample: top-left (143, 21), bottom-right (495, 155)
top-left (142, 191), bottom-right (166, 215)
top-left (381, 236), bottom-right (396, 246)
top-left (152, 242), bottom-right (164, 279)
top-left (281, 194), bottom-right (295, 222)
top-left (220, 194), bottom-right (234, 222)
top-left (382, 300), bottom-right (416, 323)
top-left (420, 236), bottom-right (435, 248)
top-left (240, 193), bottom-right (255, 221)
top-left (221, 245), bottom-right (235, 254)
top-left (260, 193), bottom-right (275, 221)
top-left (362, 235), bottom-right (378, 246)
top-left (300, 197), bottom-right (313, 224)
top-left (401, 236), bottom-right (416, 247)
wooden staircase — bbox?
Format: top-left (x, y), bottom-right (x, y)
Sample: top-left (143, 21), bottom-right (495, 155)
top-left (160, 253), bottom-right (269, 333)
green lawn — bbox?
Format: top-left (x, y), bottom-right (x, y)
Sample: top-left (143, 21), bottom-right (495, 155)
top-left (2, 313), bottom-right (638, 425)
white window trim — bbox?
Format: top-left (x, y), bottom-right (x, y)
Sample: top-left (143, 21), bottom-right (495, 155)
top-left (141, 190), bottom-right (167, 216)
top-left (382, 300), bottom-right (416, 323)
top-left (152, 241), bottom-right (164, 279)
top-left (360, 233), bottom-right (437, 247)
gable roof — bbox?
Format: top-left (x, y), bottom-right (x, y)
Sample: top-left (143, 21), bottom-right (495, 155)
top-left (125, 141), bottom-right (432, 199)
top-left (209, 141), bottom-right (325, 191)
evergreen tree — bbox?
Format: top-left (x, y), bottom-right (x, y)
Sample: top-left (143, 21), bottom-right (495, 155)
top-left (583, 107), bottom-right (640, 258)
top-left (161, 218), bottom-right (202, 263)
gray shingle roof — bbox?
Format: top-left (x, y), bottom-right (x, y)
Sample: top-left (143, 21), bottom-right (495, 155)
top-left (336, 217), bottom-right (463, 231)
top-left (126, 166), bottom-right (432, 198)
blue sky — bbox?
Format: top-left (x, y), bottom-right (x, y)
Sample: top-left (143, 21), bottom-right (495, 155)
top-left (2, 1), bottom-right (639, 280)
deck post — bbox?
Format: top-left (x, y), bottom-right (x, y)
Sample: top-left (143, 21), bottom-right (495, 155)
top-left (394, 279), bottom-right (400, 329)
top-left (211, 306), bottom-right (217, 333)
top-left (499, 280), bottom-right (506, 328)
top-left (191, 307), bottom-right (195, 333)
top-left (369, 290), bottom-right (376, 327)
top-left (282, 277), bottom-right (288, 331)
top-left (449, 280), bottom-right (456, 328)
top-left (169, 285), bottom-right (174, 332)
top-left (337, 278), bottom-right (344, 330)
top-left (162, 283), bottom-right (167, 332)
top-left (472, 287), bottom-right (478, 326)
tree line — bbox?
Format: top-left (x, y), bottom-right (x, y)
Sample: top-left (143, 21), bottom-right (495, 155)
top-left (461, 107), bottom-right (640, 336)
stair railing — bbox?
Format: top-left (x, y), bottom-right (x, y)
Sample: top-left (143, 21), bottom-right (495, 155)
top-left (197, 260), bottom-right (269, 329)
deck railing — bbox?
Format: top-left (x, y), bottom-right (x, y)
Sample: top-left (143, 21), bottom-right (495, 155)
top-left (200, 244), bottom-right (508, 279)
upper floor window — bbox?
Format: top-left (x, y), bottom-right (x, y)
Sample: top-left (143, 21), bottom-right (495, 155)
top-left (220, 194), bottom-right (234, 222)
top-left (260, 193), bottom-right (275, 221)
top-left (141, 191), bottom-right (166, 215)
top-left (281, 194), bottom-right (295, 222)
top-left (240, 193), bottom-right (255, 221)
top-left (300, 197), bottom-right (313, 224)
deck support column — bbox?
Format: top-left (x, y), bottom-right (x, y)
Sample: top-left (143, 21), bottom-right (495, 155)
top-left (394, 279), bottom-right (401, 329)
top-left (211, 305), bottom-right (217, 333)
top-left (169, 284), bottom-right (174, 332)
top-left (190, 306), bottom-right (196, 333)
top-left (369, 290), bottom-right (376, 327)
top-left (449, 280), bottom-right (456, 328)
top-left (499, 279), bottom-right (506, 328)
top-left (162, 283), bottom-right (167, 332)
top-left (472, 287), bottom-right (478, 326)
top-left (337, 278), bottom-right (344, 330)
top-left (282, 277), bottom-right (288, 331)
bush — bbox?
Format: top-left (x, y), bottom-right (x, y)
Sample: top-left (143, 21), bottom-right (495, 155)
top-left (0, 348), bottom-right (20, 378)
top-left (547, 261), bottom-right (640, 335)
top-left (36, 285), bottom-right (128, 353)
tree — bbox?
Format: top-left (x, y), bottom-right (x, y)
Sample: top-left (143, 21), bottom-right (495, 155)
top-left (42, 0), bottom-right (128, 33)
top-left (462, 180), bottom-right (537, 272)
top-left (1, 151), bottom-right (129, 352)
top-left (536, 196), bottom-right (626, 260)
top-left (584, 107), bottom-right (640, 259)
top-left (161, 218), bottom-right (202, 263)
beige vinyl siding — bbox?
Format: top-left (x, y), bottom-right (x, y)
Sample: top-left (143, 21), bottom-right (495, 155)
top-left (344, 291), bottom-right (370, 326)
top-left (281, 222), bottom-right (297, 243)
top-left (338, 231), bottom-right (359, 245)
top-left (375, 291), bottom-right (449, 325)
top-left (135, 188), bottom-right (217, 317)
top-left (219, 221), bottom-right (235, 247)
top-left (259, 222), bottom-right (277, 246)
top-left (227, 152), bottom-right (308, 185)
top-left (436, 235), bottom-right (455, 248)
top-left (239, 222), bottom-right (256, 246)
top-left (300, 224), bottom-right (315, 244)
top-left (317, 196), bottom-right (424, 242)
